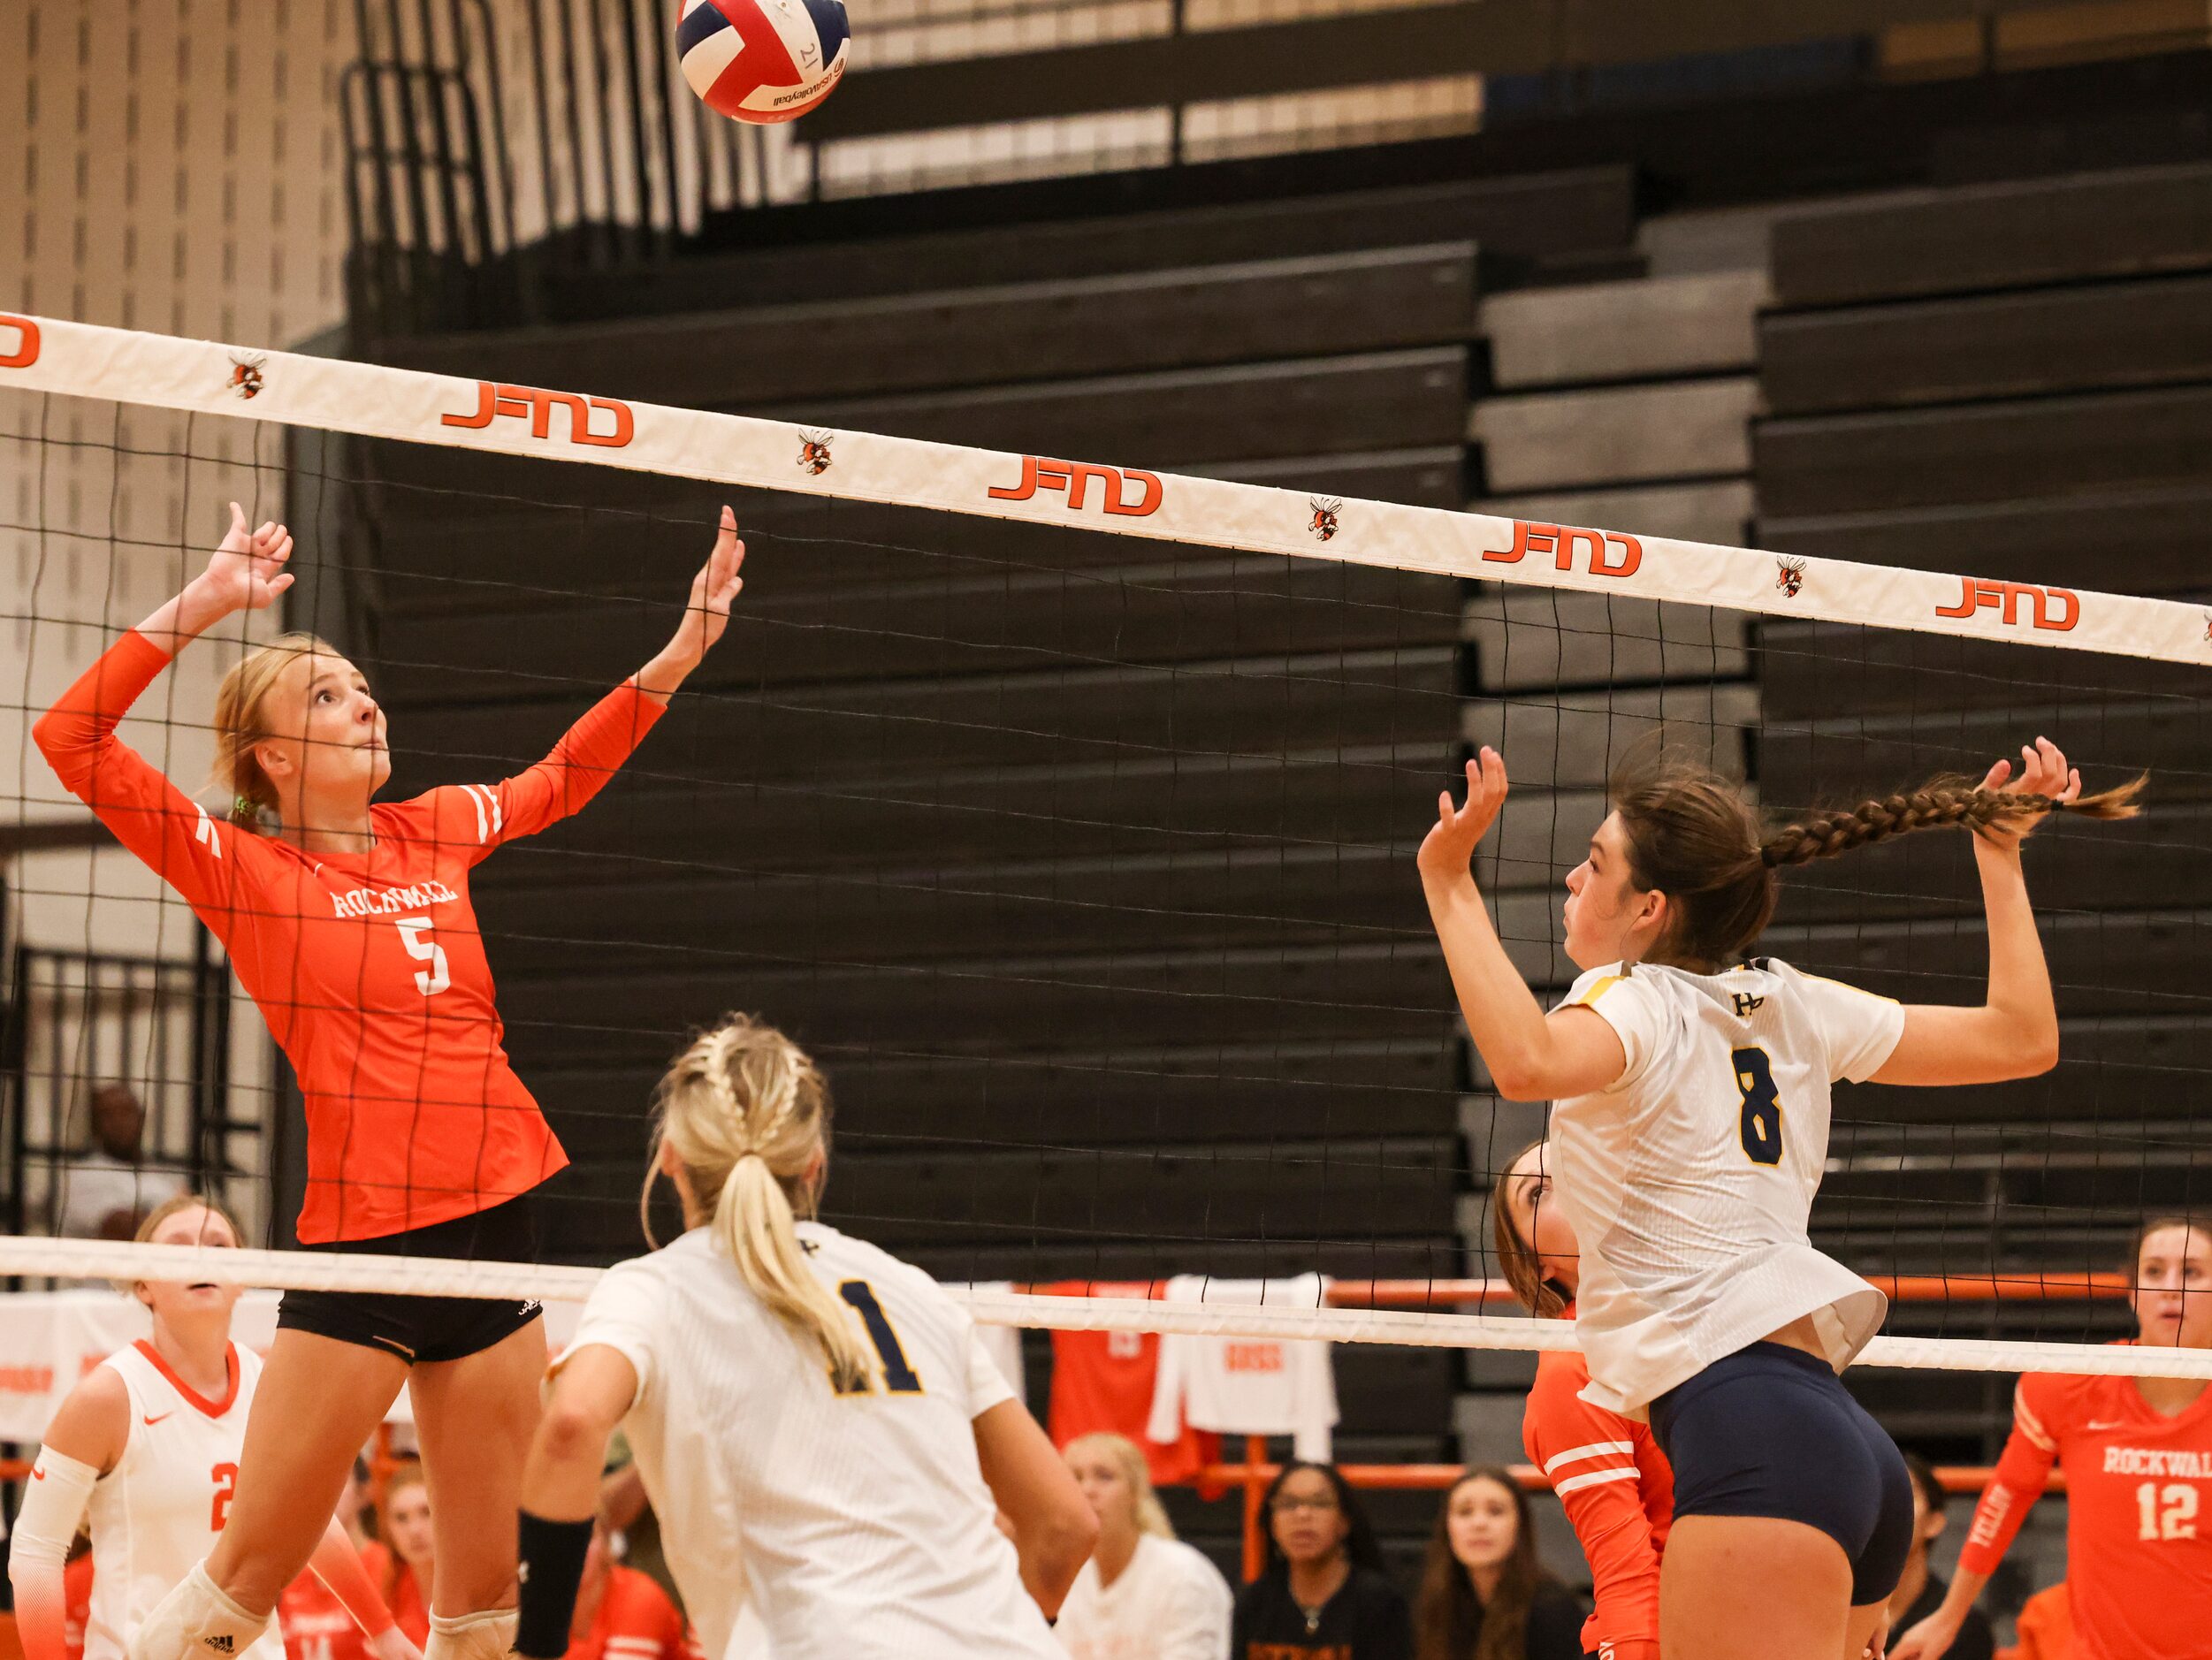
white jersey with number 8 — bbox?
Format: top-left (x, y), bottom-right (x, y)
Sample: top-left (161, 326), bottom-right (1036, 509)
top-left (561, 1222), bottom-right (1058, 1660)
top-left (82, 1340), bottom-right (284, 1660)
top-left (1547, 956), bottom-right (1906, 1419)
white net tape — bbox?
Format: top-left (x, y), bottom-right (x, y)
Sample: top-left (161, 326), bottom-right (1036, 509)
top-left (8, 1237), bottom-right (2211, 1377)
top-left (3, 311), bottom-right (2206, 662)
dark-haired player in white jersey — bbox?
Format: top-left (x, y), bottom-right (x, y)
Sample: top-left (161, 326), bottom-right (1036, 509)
top-left (513, 1015), bottom-right (1096, 1660)
top-left (1419, 737), bottom-right (2139, 1660)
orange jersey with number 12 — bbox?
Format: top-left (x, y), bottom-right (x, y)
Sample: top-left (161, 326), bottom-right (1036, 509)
top-left (1960, 1352), bottom-right (2212, 1660)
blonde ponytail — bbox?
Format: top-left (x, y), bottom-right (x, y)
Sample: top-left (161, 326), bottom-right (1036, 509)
top-left (645, 1015), bottom-right (873, 1392)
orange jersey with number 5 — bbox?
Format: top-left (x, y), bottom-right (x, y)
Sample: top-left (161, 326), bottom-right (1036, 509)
top-left (35, 631), bottom-right (663, 1242)
top-left (1959, 1349), bottom-right (2212, 1660)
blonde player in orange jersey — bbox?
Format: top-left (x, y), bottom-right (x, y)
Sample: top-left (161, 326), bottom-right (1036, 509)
top-left (6, 1197), bottom-right (412, 1660)
top-left (1893, 1215), bottom-right (2212, 1660)
top-left (32, 502), bottom-right (746, 1660)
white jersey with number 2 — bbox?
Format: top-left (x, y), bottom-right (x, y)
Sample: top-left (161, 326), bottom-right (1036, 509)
top-left (1548, 956), bottom-right (1906, 1419)
top-left (82, 1340), bottom-right (284, 1660)
top-left (563, 1222), bottom-right (1058, 1660)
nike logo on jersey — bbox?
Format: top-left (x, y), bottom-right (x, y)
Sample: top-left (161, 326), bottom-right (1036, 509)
top-left (144, 1412), bottom-right (173, 1426)
top-left (31, 1466), bottom-right (45, 1480)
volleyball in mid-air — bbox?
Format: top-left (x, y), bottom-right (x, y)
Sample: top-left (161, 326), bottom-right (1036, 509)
top-left (677, 0), bottom-right (851, 125)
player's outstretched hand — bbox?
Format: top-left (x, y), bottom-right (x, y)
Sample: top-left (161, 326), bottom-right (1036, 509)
top-left (1885, 1612), bottom-right (1955, 1660)
top-left (670, 504), bottom-right (746, 664)
top-left (1975, 735), bottom-right (2081, 852)
top-left (366, 1627), bottom-right (425, 1660)
top-left (195, 501), bottom-right (294, 616)
top-left (1417, 747), bottom-right (1508, 886)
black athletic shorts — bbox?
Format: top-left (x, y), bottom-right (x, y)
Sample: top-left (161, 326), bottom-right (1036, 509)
top-left (1650, 1340), bottom-right (1916, 1606)
top-left (278, 1190), bottom-right (545, 1365)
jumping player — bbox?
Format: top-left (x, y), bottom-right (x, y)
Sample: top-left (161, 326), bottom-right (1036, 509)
top-left (6, 1197), bottom-right (412, 1660)
top-left (33, 502), bottom-right (745, 1660)
top-left (513, 1014), bottom-right (1097, 1660)
top-left (1418, 737), bottom-right (2138, 1660)
top-left (1493, 1138), bottom-right (1674, 1660)
top-left (1893, 1214), bottom-right (2212, 1660)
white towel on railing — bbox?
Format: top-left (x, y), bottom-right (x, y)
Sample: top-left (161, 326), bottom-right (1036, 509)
top-left (1145, 1274), bottom-right (1338, 1460)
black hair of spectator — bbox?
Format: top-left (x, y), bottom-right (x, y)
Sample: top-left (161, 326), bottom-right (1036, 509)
top-left (1415, 1466), bottom-right (1554, 1660)
top-left (1259, 1460), bottom-right (1389, 1576)
top-left (1903, 1451), bottom-right (1946, 1518)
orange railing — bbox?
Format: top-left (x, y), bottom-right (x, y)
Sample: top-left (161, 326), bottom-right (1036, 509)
top-left (1321, 1275), bottom-right (2132, 1307)
top-left (1197, 1446), bottom-right (2066, 1580)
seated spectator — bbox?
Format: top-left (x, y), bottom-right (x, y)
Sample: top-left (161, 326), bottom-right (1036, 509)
top-left (358, 1461), bottom-right (434, 1649)
top-left (54, 1083), bottom-right (183, 1238)
top-left (2003, 1583), bottom-right (2071, 1660)
top-left (1056, 1432), bottom-right (1233, 1660)
top-left (1889, 1455), bottom-right (1994, 1660)
top-left (1232, 1462), bottom-right (1413, 1660)
top-left (563, 1520), bottom-right (688, 1660)
top-left (1415, 1468), bottom-right (1586, 1660)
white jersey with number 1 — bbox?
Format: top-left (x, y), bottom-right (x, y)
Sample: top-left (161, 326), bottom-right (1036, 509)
top-left (82, 1340), bottom-right (285, 1660)
top-left (1548, 956), bottom-right (1907, 1420)
top-left (563, 1222), bottom-right (1057, 1660)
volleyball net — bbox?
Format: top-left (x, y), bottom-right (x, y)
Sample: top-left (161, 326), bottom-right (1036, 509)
top-left (3, 310), bottom-right (2209, 1397)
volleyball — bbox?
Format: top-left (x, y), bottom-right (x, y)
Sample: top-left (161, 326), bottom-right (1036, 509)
top-left (677, 0), bottom-right (850, 125)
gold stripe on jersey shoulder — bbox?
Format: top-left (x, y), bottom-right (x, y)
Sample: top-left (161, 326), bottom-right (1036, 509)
top-left (1575, 974), bottom-right (1624, 1006)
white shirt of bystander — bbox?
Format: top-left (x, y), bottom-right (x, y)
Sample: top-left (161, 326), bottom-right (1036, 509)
top-left (1053, 1534), bottom-right (1232, 1660)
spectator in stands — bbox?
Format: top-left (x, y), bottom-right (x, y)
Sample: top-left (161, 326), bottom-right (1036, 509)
top-left (561, 1520), bottom-right (687, 1660)
top-left (2004, 1582), bottom-right (2071, 1660)
top-left (358, 1462), bottom-right (433, 1649)
top-left (1055, 1432), bottom-right (1232, 1660)
top-left (1232, 1462), bottom-right (1413, 1660)
top-left (1413, 1467), bottom-right (1586, 1660)
top-left (1492, 1138), bottom-right (1671, 1660)
top-left (54, 1082), bottom-right (183, 1238)
top-left (1888, 1455), bottom-right (1994, 1660)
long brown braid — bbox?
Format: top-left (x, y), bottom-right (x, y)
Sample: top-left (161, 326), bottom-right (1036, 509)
top-left (1608, 745), bottom-right (2144, 971)
top-left (1762, 773), bottom-right (2144, 868)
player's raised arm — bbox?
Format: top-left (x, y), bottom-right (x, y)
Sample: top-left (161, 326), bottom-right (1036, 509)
top-left (1857, 738), bottom-right (2141, 1087)
top-left (634, 505), bottom-right (745, 703)
top-left (1415, 748), bottom-right (1632, 1102)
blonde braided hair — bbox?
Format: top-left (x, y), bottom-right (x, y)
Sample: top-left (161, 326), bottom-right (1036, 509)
top-left (642, 1014), bottom-right (872, 1391)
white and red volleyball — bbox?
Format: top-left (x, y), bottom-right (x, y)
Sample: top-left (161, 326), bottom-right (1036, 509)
top-left (677, 0), bottom-right (851, 125)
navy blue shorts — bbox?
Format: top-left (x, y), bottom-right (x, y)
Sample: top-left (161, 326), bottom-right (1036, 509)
top-left (1650, 1342), bottom-right (1915, 1605)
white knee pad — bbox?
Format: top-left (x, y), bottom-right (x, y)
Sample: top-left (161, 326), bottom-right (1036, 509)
top-left (126, 1562), bottom-right (271, 1660)
top-left (427, 1608), bottom-right (517, 1660)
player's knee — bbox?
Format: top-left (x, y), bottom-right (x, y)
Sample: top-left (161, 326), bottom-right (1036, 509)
top-left (426, 1608), bottom-right (517, 1660)
top-left (126, 1561), bottom-right (272, 1660)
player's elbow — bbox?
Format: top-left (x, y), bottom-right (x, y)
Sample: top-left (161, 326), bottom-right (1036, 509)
top-left (1484, 1049), bottom-right (1548, 1103)
top-left (1031, 1500), bottom-right (1099, 1602)
top-left (532, 1399), bottom-right (610, 1469)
